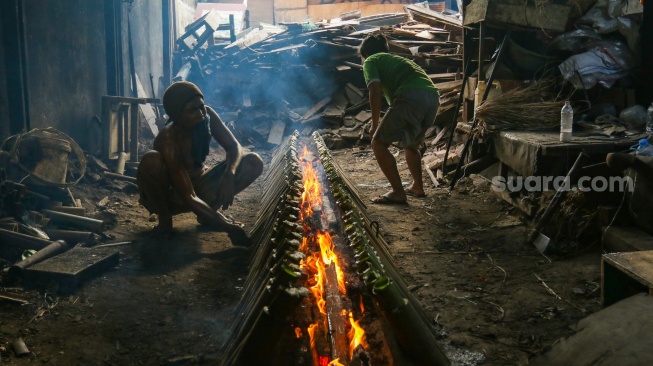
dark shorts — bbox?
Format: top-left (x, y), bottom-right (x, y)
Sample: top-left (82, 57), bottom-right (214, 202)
top-left (374, 89), bottom-right (441, 149)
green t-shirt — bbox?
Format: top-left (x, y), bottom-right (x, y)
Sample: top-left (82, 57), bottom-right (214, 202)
top-left (362, 53), bottom-right (439, 105)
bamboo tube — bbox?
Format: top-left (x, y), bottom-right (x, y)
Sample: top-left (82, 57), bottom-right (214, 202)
top-left (103, 171), bottom-right (137, 183)
top-left (8, 240), bottom-right (70, 276)
top-left (0, 229), bottom-right (52, 250)
top-left (44, 228), bottom-right (96, 244)
top-left (41, 209), bottom-right (104, 233)
top-left (373, 277), bottom-right (450, 366)
top-left (11, 338), bottom-right (30, 357)
top-left (45, 206), bottom-right (86, 216)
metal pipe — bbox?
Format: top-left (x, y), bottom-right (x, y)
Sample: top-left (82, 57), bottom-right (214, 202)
top-left (7, 240), bottom-right (70, 276)
top-left (41, 209), bottom-right (105, 233)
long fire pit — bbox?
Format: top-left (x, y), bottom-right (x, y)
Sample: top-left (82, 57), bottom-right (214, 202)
top-left (221, 132), bottom-right (450, 366)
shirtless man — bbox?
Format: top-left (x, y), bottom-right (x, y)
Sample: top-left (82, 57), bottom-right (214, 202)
top-left (137, 81), bottom-right (263, 245)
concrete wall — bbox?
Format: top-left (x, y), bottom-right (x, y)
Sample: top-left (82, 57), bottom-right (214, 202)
top-left (175, 0), bottom-right (198, 39)
top-left (0, 14), bottom-right (9, 142)
top-left (22, 0), bottom-right (107, 146)
top-left (121, 1), bottom-right (165, 98)
top-left (0, 0), bottom-right (169, 149)
top-left (248, 0), bottom-right (275, 27)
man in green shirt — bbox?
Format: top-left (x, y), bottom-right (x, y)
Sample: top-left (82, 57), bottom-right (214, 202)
top-left (360, 33), bottom-right (441, 204)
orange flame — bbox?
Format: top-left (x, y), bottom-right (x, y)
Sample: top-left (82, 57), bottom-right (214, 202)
top-left (307, 323), bottom-right (318, 349)
top-left (348, 312), bottom-right (367, 358)
top-left (359, 295), bottom-right (365, 315)
top-left (310, 254), bottom-right (326, 315)
top-left (300, 145), bottom-right (322, 219)
top-left (299, 236), bottom-right (309, 252)
top-left (316, 231), bottom-right (347, 294)
top-left (299, 144), bottom-right (368, 361)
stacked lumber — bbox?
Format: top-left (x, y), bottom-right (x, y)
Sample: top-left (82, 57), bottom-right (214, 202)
top-left (171, 7), bottom-right (464, 148)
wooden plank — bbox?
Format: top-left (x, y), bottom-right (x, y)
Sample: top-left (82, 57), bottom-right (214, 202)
top-left (354, 110), bottom-right (371, 123)
top-left (135, 74), bottom-right (159, 136)
top-left (267, 120), bottom-right (286, 145)
top-left (23, 246), bottom-right (120, 293)
top-left (464, 0), bottom-right (571, 32)
top-left (302, 97), bottom-right (332, 120)
top-left (345, 83), bottom-right (364, 105)
top-left (430, 126), bottom-right (448, 146)
top-left (603, 251), bottom-right (653, 290)
top-left (492, 188), bottom-right (536, 217)
top-left (602, 225), bottom-right (653, 253)
top-left (426, 167), bottom-right (440, 188)
top-left (530, 294), bottom-right (653, 366)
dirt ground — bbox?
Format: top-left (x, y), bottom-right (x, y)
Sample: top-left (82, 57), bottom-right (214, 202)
top-left (0, 138), bottom-right (603, 365)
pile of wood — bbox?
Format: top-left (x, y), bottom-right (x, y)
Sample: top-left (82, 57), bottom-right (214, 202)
top-left (173, 6), bottom-right (465, 148)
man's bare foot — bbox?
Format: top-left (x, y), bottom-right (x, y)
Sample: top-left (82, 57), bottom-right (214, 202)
top-left (406, 182), bottom-right (426, 197)
top-left (372, 190), bottom-right (407, 203)
top-left (151, 224), bottom-right (173, 239)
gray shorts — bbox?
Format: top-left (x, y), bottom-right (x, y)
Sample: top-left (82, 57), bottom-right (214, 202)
top-left (374, 89), bottom-right (440, 149)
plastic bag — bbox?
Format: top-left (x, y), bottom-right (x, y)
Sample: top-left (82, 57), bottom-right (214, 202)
top-left (549, 27), bottom-right (602, 51)
top-left (619, 105), bottom-right (647, 126)
top-left (576, 0), bottom-right (641, 52)
top-left (558, 40), bottom-right (637, 89)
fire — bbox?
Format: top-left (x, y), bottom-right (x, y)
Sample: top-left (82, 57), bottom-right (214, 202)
top-left (316, 231), bottom-right (347, 294)
top-left (295, 327), bottom-right (302, 339)
top-left (300, 145), bottom-right (322, 219)
top-left (299, 144), bottom-right (367, 364)
top-left (299, 236), bottom-right (309, 252)
top-left (307, 323), bottom-right (318, 349)
top-left (348, 312), bottom-right (367, 358)
top-left (309, 255), bottom-right (327, 315)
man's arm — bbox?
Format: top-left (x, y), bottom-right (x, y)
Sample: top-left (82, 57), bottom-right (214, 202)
top-left (207, 106), bottom-right (242, 209)
top-left (158, 131), bottom-right (240, 233)
top-left (368, 81), bottom-right (383, 139)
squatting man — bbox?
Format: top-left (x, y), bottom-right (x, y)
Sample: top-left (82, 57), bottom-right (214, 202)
top-left (137, 81), bottom-right (263, 245)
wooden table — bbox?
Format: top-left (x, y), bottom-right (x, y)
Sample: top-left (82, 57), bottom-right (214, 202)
top-left (602, 250), bottom-right (653, 307)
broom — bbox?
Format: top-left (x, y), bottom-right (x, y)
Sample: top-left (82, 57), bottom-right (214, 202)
top-left (473, 78), bottom-right (565, 137)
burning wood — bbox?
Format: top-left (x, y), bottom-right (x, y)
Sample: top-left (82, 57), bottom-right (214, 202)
top-left (221, 131), bottom-right (450, 365)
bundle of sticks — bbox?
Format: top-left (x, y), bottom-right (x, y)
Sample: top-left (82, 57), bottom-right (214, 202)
top-left (473, 78), bottom-right (565, 137)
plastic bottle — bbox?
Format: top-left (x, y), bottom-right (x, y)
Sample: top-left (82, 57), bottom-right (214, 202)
top-left (646, 102), bottom-right (653, 134)
top-left (560, 101), bottom-right (573, 142)
top-left (631, 138), bottom-right (653, 157)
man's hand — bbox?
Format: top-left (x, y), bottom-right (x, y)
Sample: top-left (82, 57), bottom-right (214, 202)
top-left (216, 171), bottom-right (236, 210)
top-left (228, 226), bottom-right (252, 247)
